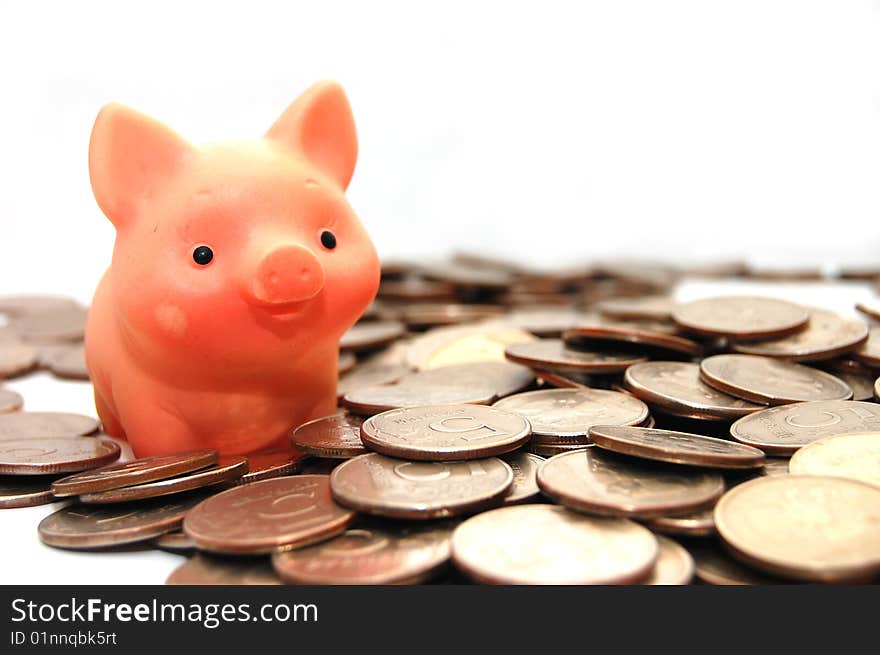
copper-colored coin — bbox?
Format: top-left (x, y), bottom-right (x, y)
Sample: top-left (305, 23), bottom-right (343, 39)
top-left (340, 321), bottom-right (406, 352)
top-left (51, 449), bottom-right (218, 496)
top-left (528, 443), bottom-right (592, 457)
top-left (596, 296), bottom-right (677, 321)
top-left (642, 536), bottom-right (695, 585)
top-left (272, 522), bottom-right (454, 585)
top-left (825, 369), bottom-right (875, 401)
top-left (401, 361), bottom-right (535, 399)
top-left (338, 350), bottom-right (356, 375)
top-left (729, 400), bottom-right (880, 455)
top-left (39, 493), bottom-right (205, 549)
top-left (379, 277), bottom-right (458, 301)
top-left (166, 554), bottom-right (282, 585)
top-left (0, 387), bottom-right (23, 414)
top-left (563, 325), bottom-right (703, 358)
top-left (0, 437), bottom-right (120, 475)
top-left (493, 388), bottom-right (649, 438)
top-left (401, 303), bottom-right (503, 328)
top-left (0, 294), bottom-right (82, 317)
top-left (292, 413), bottom-right (366, 459)
top-left (854, 327), bottom-right (880, 367)
top-left (700, 354), bottom-right (852, 405)
top-left (855, 302), bottom-right (880, 322)
top-left (788, 432), bottom-right (880, 488)
top-left (360, 404), bottom-right (531, 461)
top-left (298, 458), bottom-right (342, 476)
top-left (80, 457), bottom-right (247, 504)
top-left (237, 448), bottom-right (307, 483)
top-left (761, 457), bottom-right (792, 476)
top-left (406, 323), bottom-right (535, 370)
top-left (589, 425), bottom-right (766, 470)
top-left (330, 453), bottom-right (513, 519)
top-left (689, 542), bottom-right (787, 585)
top-left (0, 476), bottom-right (57, 508)
top-left (672, 296), bottom-right (809, 340)
top-left (342, 384), bottom-right (496, 416)
top-left (500, 451), bottom-right (544, 504)
top-left (451, 504), bottom-right (658, 585)
top-left (153, 530), bottom-right (196, 553)
top-left (733, 309), bottom-right (868, 362)
top-left (184, 475), bottom-right (353, 555)
top-left (0, 341), bottom-right (38, 378)
top-left (503, 308), bottom-right (591, 337)
top-left (537, 448), bottom-right (724, 519)
top-left (716, 475), bottom-right (880, 582)
top-left (504, 339), bottom-right (646, 374)
top-left (624, 361), bottom-right (762, 420)
top-left (42, 344), bottom-right (90, 380)
top-left (0, 411), bottom-right (99, 439)
top-left (645, 506), bottom-right (716, 537)
top-left (8, 306), bottom-right (88, 343)
top-left (417, 262), bottom-right (513, 289)
top-left (337, 363), bottom-right (412, 399)
top-left (534, 369), bottom-right (588, 389)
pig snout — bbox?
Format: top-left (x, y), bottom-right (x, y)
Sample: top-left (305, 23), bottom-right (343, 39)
top-left (247, 244), bottom-right (325, 307)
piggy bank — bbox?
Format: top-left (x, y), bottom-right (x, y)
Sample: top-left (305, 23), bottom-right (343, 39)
top-left (85, 81), bottom-right (380, 456)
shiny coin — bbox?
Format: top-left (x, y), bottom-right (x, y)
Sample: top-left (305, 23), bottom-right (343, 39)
top-left (337, 363), bottom-right (412, 399)
top-left (0, 437), bottom-right (120, 475)
top-left (451, 504), bottom-right (658, 584)
top-left (644, 506), bottom-right (716, 537)
top-left (0, 411), bottom-right (100, 439)
top-left (153, 531), bottom-right (196, 553)
top-left (292, 413), bottom-right (366, 459)
top-left (0, 475), bottom-right (57, 508)
top-left (0, 387), bottom-right (23, 414)
top-left (537, 448), bottom-right (724, 518)
top-left (238, 448), bottom-right (306, 483)
top-left (500, 451), bottom-right (544, 504)
top-left (360, 404), bottom-right (531, 461)
top-left (0, 341), bottom-right (38, 378)
top-left (534, 369), bottom-right (588, 389)
top-left (39, 493), bottom-right (205, 549)
top-left (700, 354), bottom-right (852, 405)
top-left (493, 388), bottom-right (649, 438)
top-left (407, 324), bottom-right (536, 370)
top-left (343, 385), bottom-right (496, 416)
top-left (589, 425), bottom-right (765, 469)
top-left (563, 325), bottom-right (703, 358)
top-left (166, 554), bottom-right (282, 585)
top-left (689, 541), bottom-right (787, 585)
top-left (729, 400), bottom-right (880, 455)
top-left (825, 369), bottom-right (875, 401)
top-left (340, 321), bottom-right (406, 352)
top-left (8, 306), bottom-right (88, 343)
top-left (42, 344), bottom-right (89, 380)
top-left (596, 296), bottom-right (677, 321)
top-left (733, 309), bottom-right (868, 362)
top-left (788, 432), bottom-right (880, 488)
top-left (672, 296), bottom-right (809, 340)
top-left (624, 361), bottom-right (762, 420)
top-left (184, 475), bottom-right (354, 555)
top-left (330, 453), bottom-right (513, 519)
top-left (505, 339), bottom-right (646, 374)
top-left (80, 457), bottom-right (247, 504)
top-left (714, 475), bottom-right (880, 582)
top-left (854, 328), bottom-right (880, 367)
top-left (272, 522), bottom-right (454, 585)
top-left (52, 449), bottom-right (218, 496)
top-left (401, 361), bottom-right (535, 399)
top-left (642, 536), bottom-right (695, 585)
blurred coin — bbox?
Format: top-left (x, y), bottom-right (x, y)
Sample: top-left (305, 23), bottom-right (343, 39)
top-left (338, 351), bottom-right (356, 375)
top-left (673, 296), bottom-right (809, 340)
top-left (0, 295), bottom-right (82, 317)
top-left (589, 425), bottom-right (765, 469)
top-left (714, 475), bottom-right (880, 582)
top-left (184, 475), bottom-right (353, 555)
top-left (596, 296), bottom-right (677, 322)
top-left (762, 457), bottom-right (792, 476)
top-left (0, 411), bottom-right (99, 439)
top-left (379, 277), bottom-right (458, 301)
top-left (8, 306), bottom-right (88, 343)
top-left (855, 302), bottom-right (880, 322)
top-left (0, 437), bottom-right (120, 475)
top-left (360, 404), bottom-right (530, 461)
top-left (402, 361), bottom-right (535, 399)
top-left (42, 344), bottom-right (89, 380)
top-left (0, 341), bottom-right (38, 378)
top-left (689, 541), bottom-right (787, 585)
top-left (505, 339), bottom-right (646, 374)
top-left (534, 369), bottom-right (588, 389)
top-left (80, 457), bottom-right (247, 504)
top-left (493, 388), bottom-right (648, 439)
top-left (500, 451), bottom-right (544, 504)
top-left (406, 324), bottom-right (535, 370)
top-left (502, 308), bottom-right (591, 337)
top-left (340, 321), bottom-right (406, 352)
top-left (337, 363), bottom-right (412, 399)
top-left (854, 328), bottom-right (880, 367)
top-left (401, 303), bottom-right (502, 328)
top-left (451, 504), bottom-right (658, 584)
top-left (237, 448), bottom-right (306, 483)
top-left (39, 493), bottom-right (205, 549)
top-left (417, 263), bottom-right (512, 289)
top-left (642, 536), bottom-right (694, 585)
top-left (272, 522), bottom-right (453, 585)
top-left (292, 413), bottom-right (366, 459)
top-left (0, 475), bottom-right (57, 508)
top-left (528, 443), bottom-right (591, 457)
top-left (788, 432), bottom-right (880, 488)
top-left (153, 530), bottom-right (196, 553)
top-left (330, 453), bottom-right (513, 520)
top-left (644, 506), bottom-right (716, 537)
top-left (343, 385), bottom-right (496, 416)
top-left (52, 449), bottom-right (218, 497)
top-left (700, 354), bottom-right (852, 405)
top-left (537, 448), bottom-right (724, 518)
top-left (729, 400), bottom-right (880, 455)
top-left (0, 388), bottom-right (23, 414)
top-left (563, 325), bottom-right (703, 358)
top-left (166, 554), bottom-right (282, 585)
top-left (625, 361), bottom-right (762, 420)
top-left (733, 309), bottom-right (868, 362)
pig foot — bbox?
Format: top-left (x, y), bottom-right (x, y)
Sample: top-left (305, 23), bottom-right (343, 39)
top-left (93, 389), bottom-right (126, 440)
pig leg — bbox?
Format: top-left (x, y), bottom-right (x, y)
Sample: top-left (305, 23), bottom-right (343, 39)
top-left (114, 394), bottom-right (204, 457)
top-left (93, 388), bottom-right (126, 440)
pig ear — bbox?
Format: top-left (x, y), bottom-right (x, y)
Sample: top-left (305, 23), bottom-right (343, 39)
top-left (266, 81), bottom-right (358, 190)
top-left (89, 103), bottom-right (193, 229)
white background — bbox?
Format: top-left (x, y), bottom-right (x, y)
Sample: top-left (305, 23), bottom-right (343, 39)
top-left (1, 1), bottom-right (880, 305)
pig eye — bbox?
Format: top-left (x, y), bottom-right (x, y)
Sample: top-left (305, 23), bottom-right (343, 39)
top-left (320, 230), bottom-right (337, 250)
top-left (192, 245), bottom-right (214, 266)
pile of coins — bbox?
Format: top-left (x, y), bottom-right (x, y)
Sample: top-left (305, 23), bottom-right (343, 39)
top-left (3, 259), bottom-right (880, 585)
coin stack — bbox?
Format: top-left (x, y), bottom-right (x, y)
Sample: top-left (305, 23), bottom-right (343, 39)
top-left (3, 259), bottom-right (880, 585)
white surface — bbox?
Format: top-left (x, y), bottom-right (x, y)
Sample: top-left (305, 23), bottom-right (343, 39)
top-left (1, 278), bottom-right (877, 585)
top-left (1, 1), bottom-right (880, 307)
